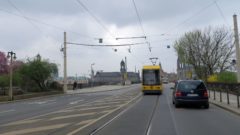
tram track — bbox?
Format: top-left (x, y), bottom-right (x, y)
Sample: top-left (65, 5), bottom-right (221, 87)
top-left (86, 91), bottom-right (141, 135)
top-left (88, 94), bottom-right (160, 135)
top-left (145, 95), bottom-right (160, 135)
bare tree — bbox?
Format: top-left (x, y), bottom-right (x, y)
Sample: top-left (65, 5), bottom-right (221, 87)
top-left (174, 26), bottom-right (234, 80)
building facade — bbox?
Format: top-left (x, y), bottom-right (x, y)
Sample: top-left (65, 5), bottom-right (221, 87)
top-left (94, 71), bottom-right (140, 85)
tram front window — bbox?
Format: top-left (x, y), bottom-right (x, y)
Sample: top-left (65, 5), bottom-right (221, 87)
top-left (143, 70), bottom-right (160, 85)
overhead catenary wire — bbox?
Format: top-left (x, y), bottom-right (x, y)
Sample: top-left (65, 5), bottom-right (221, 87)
top-left (116, 36), bottom-right (146, 40)
top-left (75, 0), bottom-right (116, 38)
top-left (132, 0), bottom-right (152, 53)
top-left (132, 0), bottom-right (146, 38)
top-left (67, 42), bottom-right (148, 47)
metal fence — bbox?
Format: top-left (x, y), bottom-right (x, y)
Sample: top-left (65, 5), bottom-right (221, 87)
top-left (207, 83), bottom-right (240, 108)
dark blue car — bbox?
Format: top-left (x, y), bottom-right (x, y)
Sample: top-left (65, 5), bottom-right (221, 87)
top-left (172, 80), bottom-right (209, 109)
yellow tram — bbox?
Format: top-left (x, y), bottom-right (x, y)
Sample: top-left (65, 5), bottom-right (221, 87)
top-left (142, 65), bottom-right (163, 94)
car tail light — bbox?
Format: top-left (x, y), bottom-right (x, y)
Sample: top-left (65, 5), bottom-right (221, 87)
top-left (204, 90), bottom-right (208, 97)
top-left (175, 90), bottom-right (182, 97)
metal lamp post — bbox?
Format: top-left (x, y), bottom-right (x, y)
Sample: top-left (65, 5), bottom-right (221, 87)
top-left (7, 51), bottom-right (16, 101)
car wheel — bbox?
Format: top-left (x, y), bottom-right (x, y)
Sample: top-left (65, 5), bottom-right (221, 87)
top-left (204, 104), bottom-right (209, 109)
top-left (175, 102), bottom-right (180, 108)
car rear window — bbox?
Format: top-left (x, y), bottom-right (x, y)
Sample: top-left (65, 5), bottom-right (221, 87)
top-left (177, 81), bottom-right (206, 92)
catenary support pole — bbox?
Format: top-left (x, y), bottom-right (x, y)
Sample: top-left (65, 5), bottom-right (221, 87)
top-left (233, 14), bottom-right (240, 83)
top-left (63, 32), bottom-right (67, 93)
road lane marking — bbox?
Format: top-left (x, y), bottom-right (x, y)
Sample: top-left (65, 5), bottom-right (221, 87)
top-left (7, 96), bottom-right (107, 122)
top-left (2, 119), bottom-right (42, 127)
top-left (146, 124), bottom-right (152, 135)
top-left (69, 99), bottom-right (84, 105)
top-left (93, 99), bottom-right (127, 103)
top-left (0, 123), bottom-right (69, 135)
top-left (57, 105), bottom-right (115, 113)
top-left (92, 101), bottom-right (126, 106)
top-left (28, 99), bottom-right (56, 105)
top-left (166, 89), bottom-right (181, 135)
top-left (0, 91), bottom-right (139, 134)
top-left (76, 119), bottom-right (96, 126)
top-left (67, 93), bottom-right (142, 135)
top-left (78, 105), bottom-right (116, 111)
top-left (49, 112), bottom-right (96, 121)
top-left (0, 109), bottom-right (15, 115)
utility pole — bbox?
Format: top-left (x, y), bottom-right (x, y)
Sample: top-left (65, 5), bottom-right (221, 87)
top-left (233, 14), bottom-right (240, 83)
top-left (63, 32), bottom-right (67, 93)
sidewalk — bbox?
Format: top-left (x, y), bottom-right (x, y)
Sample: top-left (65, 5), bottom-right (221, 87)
top-left (66, 84), bottom-right (138, 94)
top-left (209, 90), bottom-right (240, 116)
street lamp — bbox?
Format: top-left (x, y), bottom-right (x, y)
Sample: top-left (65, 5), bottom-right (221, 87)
top-left (7, 51), bottom-right (16, 101)
top-left (91, 63), bottom-right (95, 87)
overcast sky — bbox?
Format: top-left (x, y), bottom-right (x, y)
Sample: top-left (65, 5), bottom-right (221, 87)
top-left (0, 0), bottom-right (239, 77)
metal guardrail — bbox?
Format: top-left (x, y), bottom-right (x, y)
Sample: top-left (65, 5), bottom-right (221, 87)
top-left (207, 83), bottom-right (240, 108)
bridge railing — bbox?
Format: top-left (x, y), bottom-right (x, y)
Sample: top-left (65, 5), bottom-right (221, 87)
top-left (207, 83), bottom-right (240, 108)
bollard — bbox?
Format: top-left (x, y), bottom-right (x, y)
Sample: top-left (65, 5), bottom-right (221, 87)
top-left (220, 89), bottom-right (222, 102)
top-left (208, 88), bottom-right (211, 98)
top-left (214, 88), bottom-right (216, 100)
top-left (226, 88), bottom-right (230, 105)
top-left (237, 89), bottom-right (240, 108)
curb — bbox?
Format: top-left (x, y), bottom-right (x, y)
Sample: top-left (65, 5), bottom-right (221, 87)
top-left (209, 100), bottom-right (240, 116)
top-left (0, 92), bottom-right (64, 104)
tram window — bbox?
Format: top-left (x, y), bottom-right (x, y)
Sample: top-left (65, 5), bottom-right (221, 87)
top-left (143, 70), bottom-right (160, 85)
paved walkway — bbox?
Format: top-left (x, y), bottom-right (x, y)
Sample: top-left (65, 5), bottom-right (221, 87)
top-left (209, 90), bottom-right (240, 115)
top-left (66, 84), bottom-right (138, 94)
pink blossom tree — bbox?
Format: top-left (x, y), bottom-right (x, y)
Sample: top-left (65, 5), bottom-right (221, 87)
top-left (0, 51), bottom-right (9, 75)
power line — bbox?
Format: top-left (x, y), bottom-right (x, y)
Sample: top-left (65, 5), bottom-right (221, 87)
top-left (5, 1), bottom-right (64, 50)
top-left (7, 0), bottom-right (44, 34)
top-left (67, 42), bottom-right (148, 47)
top-left (0, 8), bottom-right (93, 39)
top-left (75, 0), bottom-right (115, 38)
top-left (162, 1), bottom-right (218, 35)
top-left (214, 0), bottom-right (230, 26)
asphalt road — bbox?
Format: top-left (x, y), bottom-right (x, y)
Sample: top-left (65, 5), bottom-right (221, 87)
top-left (93, 84), bottom-right (240, 135)
top-left (1, 84), bottom-right (240, 135)
top-left (0, 85), bottom-right (141, 135)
